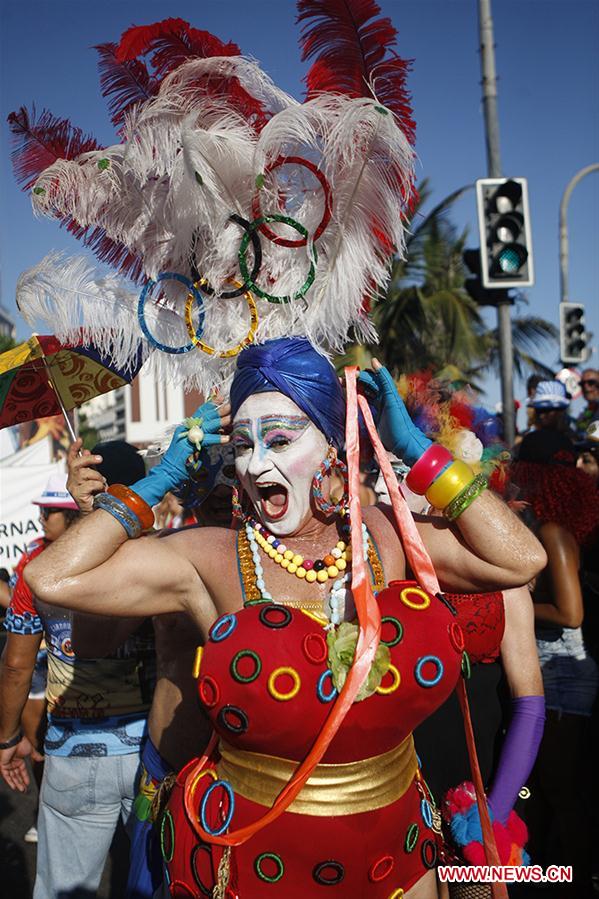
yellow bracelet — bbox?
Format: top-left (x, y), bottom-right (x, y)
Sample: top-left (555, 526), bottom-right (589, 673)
top-left (425, 459), bottom-right (474, 509)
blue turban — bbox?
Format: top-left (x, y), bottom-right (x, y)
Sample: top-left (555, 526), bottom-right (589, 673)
top-left (230, 338), bottom-right (346, 449)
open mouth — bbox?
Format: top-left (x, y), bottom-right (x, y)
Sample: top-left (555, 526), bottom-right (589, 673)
top-left (257, 482), bottom-right (289, 521)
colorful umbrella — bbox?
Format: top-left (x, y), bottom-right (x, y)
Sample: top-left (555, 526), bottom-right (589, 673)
top-left (0, 334), bottom-right (145, 440)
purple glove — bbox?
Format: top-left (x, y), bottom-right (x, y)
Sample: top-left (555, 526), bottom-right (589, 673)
top-left (488, 694), bottom-right (545, 824)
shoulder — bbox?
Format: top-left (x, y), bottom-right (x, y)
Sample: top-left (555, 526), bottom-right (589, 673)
top-left (362, 505), bottom-right (406, 581)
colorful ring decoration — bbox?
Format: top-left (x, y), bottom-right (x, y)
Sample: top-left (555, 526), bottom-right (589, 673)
top-left (168, 881), bottom-right (196, 897)
top-left (198, 675), bottom-right (220, 709)
top-left (238, 216), bottom-right (317, 304)
top-left (414, 655), bottom-right (444, 688)
top-left (138, 273), bottom-right (205, 355)
top-left (448, 622), bottom-right (465, 653)
top-left (192, 646), bottom-right (203, 680)
top-left (200, 779), bottom-right (235, 836)
top-left (375, 663), bottom-right (401, 695)
top-left (404, 822), bottom-right (419, 853)
top-left (191, 843), bottom-right (214, 896)
top-left (461, 651), bottom-right (472, 680)
top-left (316, 669), bottom-right (338, 703)
top-left (184, 280), bottom-right (258, 358)
top-left (369, 855), bottom-right (395, 883)
top-left (217, 705), bottom-right (249, 734)
top-left (187, 767), bottom-right (218, 812)
top-left (160, 810), bottom-right (175, 862)
top-left (230, 650), bottom-right (262, 684)
top-left (420, 839), bottom-right (438, 869)
top-left (209, 614), bottom-right (237, 642)
top-left (191, 214), bottom-right (263, 297)
top-left (259, 605), bottom-right (292, 629)
top-left (387, 890), bottom-right (404, 899)
top-left (420, 798), bottom-right (433, 829)
top-left (381, 616), bottom-right (403, 647)
top-left (252, 156), bottom-right (332, 247)
top-left (313, 860), bottom-right (345, 886)
top-left (400, 586), bottom-right (431, 611)
top-left (254, 852), bottom-right (285, 883)
top-left (303, 632), bottom-right (328, 664)
top-left (268, 667), bottom-right (301, 701)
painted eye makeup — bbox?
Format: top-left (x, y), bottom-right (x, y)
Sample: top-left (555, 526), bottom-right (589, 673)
top-left (231, 420), bottom-right (252, 454)
top-left (260, 415), bottom-right (309, 451)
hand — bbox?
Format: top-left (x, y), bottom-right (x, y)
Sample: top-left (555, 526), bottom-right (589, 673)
top-left (134, 401), bottom-right (231, 508)
top-left (67, 440), bottom-right (107, 513)
top-left (358, 359), bottom-right (431, 467)
top-left (0, 736), bottom-right (43, 792)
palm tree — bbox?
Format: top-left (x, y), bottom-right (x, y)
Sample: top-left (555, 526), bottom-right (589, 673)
top-left (337, 181), bottom-right (557, 390)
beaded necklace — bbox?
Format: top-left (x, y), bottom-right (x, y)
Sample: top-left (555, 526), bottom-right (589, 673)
top-left (246, 515), bottom-right (352, 583)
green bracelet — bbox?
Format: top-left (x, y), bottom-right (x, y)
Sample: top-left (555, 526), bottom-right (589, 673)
top-left (444, 473), bottom-right (488, 521)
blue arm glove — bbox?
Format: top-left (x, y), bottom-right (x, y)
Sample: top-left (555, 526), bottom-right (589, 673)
top-left (132, 402), bottom-right (223, 507)
top-left (358, 367), bottom-right (431, 467)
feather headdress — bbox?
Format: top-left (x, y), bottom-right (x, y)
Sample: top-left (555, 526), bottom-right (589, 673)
top-left (12, 2), bottom-right (417, 393)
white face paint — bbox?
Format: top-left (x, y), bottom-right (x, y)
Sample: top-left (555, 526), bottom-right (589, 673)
top-left (232, 392), bottom-right (329, 536)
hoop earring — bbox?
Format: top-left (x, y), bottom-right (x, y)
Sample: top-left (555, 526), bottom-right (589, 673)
top-left (311, 448), bottom-right (349, 517)
top-left (231, 479), bottom-right (245, 520)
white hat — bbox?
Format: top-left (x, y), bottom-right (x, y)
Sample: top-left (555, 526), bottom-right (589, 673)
top-left (530, 380), bottom-right (570, 410)
top-left (32, 473), bottom-right (78, 510)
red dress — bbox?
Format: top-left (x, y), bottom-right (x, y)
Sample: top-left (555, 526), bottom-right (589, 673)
top-left (164, 580), bottom-right (464, 897)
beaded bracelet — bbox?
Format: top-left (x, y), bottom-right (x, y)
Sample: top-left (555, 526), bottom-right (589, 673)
top-left (93, 493), bottom-right (142, 539)
top-left (406, 445), bottom-right (454, 495)
top-left (425, 459), bottom-right (474, 510)
top-left (444, 473), bottom-right (488, 521)
top-left (107, 484), bottom-right (155, 531)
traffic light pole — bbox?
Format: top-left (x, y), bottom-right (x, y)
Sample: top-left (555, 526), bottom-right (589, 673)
top-left (559, 163), bottom-right (599, 303)
top-left (478, 0), bottom-right (516, 446)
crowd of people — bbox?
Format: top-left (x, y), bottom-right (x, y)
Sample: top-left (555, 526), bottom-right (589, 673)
top-left (0, 352), bottom-right (597, 899)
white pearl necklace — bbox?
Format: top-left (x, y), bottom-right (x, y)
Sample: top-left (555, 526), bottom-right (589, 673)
top-left (245, 522), bottom-right (369, 625)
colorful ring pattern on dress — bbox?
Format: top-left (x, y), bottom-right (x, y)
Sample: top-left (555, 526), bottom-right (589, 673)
top-left (381, 616), bottom-right (404, 647)
top-left (375, 663), bottom-right (401, 695)
top-left (461, 651), bottom-right (472, 679)
top-left (369, 855), bottom-right (395, 882)
top-left (420, 838), bottom-right (438, 869)
top-left (217, 705), bottom-right (249, 734)
top-left (254, 852), bottom-right (285, 883)
top-left (399, 586), bottom-right (431, 611)
top-left (191, 843), bottom-right (214, 896)
top-left (404, 823), bottom-right (419, 853)
top-left (448, 622), bottom-right (465, 653)
top-left (414, 655), bottom-right (444, 688)
top-left (251, 156), bottom-right (332, 247)
top-left (267, 667), bottom-right (301, 701)
top-left (160, 809), bottom-right (175, 862)
top-left (198, 675), bottom-right (220, 709)
top-left (230, 650), bottom-right (262, 684)
top-left (200, 779), bottom-right (235, 836)
top-left (302, 632), bottom-right (328, 664)
top-left (209, 614), bottom-right (238, 642)
top-left (138, 273), bottom-right (205, 355)
top-left (238, 216), bottom-right (317, 304)
top-left (169, 880), bottom-right (196, 897)
top-left (316, 669), bottom-right (338, 703)
top-left (387, 889), bottom-right (405, 899)
top-left (312, 860), bottom-right (345, 886)
top-left (258, 605), bottom-right (292, 629)
top-left (420, 798), bottom-right (433, 829)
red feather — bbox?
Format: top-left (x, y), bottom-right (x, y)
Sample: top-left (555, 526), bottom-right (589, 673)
top-left (7, 105), bottom-right (100, 190)
top-left (95, 43), bottom-right (159, 129)
top-left (115, 17), bottom-right (240, 76)
top-left (297, 0), bottom-right (415, 145)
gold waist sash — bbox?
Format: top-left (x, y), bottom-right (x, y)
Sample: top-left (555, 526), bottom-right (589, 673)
top-left (216, 736), bottom-right (417, 817)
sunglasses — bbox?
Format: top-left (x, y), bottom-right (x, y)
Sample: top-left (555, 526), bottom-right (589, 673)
top-left (581, 379), bottom-right (599, 388)
top-left (39, 506), bottom-right (64, 519)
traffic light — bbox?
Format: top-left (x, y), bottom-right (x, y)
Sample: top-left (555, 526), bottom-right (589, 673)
top-left (559, 302), bottom-right (589, 364)
top-left (475, 177), bottom-right (534, 288)
top-left (462, 248), bottom-right (512, 307)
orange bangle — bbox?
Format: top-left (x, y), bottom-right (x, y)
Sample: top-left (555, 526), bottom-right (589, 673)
top-left (107, 484), bottom-right (155, 531)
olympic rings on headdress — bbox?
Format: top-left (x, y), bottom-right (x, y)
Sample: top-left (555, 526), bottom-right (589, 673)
top-left (138, 273), bottom-right (205, 355)
top-left (190, 214), bottom-right (263, 298)
top-left (238, 215), bottom-right (317, 304)
top-left (252, 157), bottom-right (332, 247)
top-left (184, 280), bottom-right (258, 358)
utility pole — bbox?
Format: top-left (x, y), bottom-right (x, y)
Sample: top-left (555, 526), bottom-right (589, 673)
top-left (477, 0), bottom-right (516, 446)
top-left (559, 163), bottom-right (599, 303)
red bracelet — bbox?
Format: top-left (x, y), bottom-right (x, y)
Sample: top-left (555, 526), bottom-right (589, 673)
top-left (406, 445), bottom-right (454, 495)
top-left (107, 484), bottom-right (155, 531)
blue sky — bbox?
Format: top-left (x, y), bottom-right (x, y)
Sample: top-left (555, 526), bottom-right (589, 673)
top-left (1, 0), bottom-right (598, 418)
